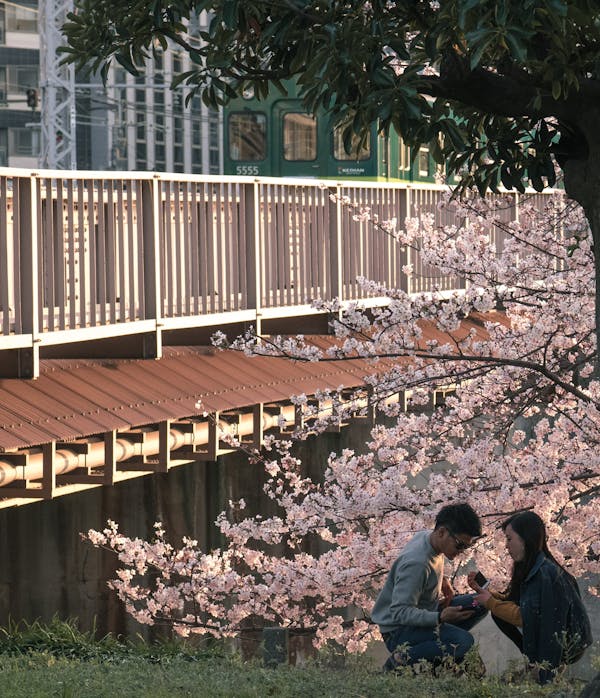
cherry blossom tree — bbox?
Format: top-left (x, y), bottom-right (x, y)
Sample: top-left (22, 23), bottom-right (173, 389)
top-left (85, 190), bottom-right (600, 653)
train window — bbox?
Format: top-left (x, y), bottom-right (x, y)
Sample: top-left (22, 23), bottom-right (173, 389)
top-left (283, 113), bottom-right (317, 160)
top-left (418, 146), bottom-right (430, 176)
top-left (399, 141), bottom-right (411, 171)
top-left (228, 112), bottom-right (267, 161)
top-left (333, 127), bottom-right (371, 161)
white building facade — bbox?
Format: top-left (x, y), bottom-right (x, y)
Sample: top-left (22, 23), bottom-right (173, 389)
top-left (0, 1), bottom-right (221, 173)
top-left (0, 0), bottom-right (40, 167)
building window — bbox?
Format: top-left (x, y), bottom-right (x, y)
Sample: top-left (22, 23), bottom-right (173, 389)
top-left (172, 83), bottom-right (184, 171)
top-left (0, 129), bottom-right (7, 165)
top-left (190, 95), bottom-right (203, 173)
top-left (173, 122), bottom-right (184, 170)
top-left (154, 74), bottom-right (165, 167)
top-left (154, 73), bottom-right (165, 148)
top-left (155, 114), bottom-right (165, 148)
top-left (333, 126), bottom-right (370, 161)
top-left (192, 126), bottom-right (201, 147)
top-left (8, 65), bottom-right (38, 94)
top-left (136, 142), bottom-right (147, 163)
top-left (191, 96), bottom-right (202, 147)
top-left (155, 143), bottom-right (165, 170)
top-left (192, 146), bottom-right (202, 173)
top-left (5, 2), bottom-right (37, 33)
top-left (136, 112), bottom-right (145, 140)
top-left (283, 113), bottom-right (316, 161)
top-left (228, 112), bottom-right (266, 161)
top-left (173, 116), bottom-right (183, 139)
top-left (10, 127), bottom-right (39, 156)
top-left (135, 75), bottom-right (147, 169)
top-left (0, 67), bottom-right (6, 104)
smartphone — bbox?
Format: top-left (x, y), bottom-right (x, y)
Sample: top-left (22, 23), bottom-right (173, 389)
top-left (474, 571), bottom-right (489, 589)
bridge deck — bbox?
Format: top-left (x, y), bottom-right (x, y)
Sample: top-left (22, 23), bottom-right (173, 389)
top-left (0, 167), bottom-right (541, 507)
top-left (0, 314), bottom-right (498, 507)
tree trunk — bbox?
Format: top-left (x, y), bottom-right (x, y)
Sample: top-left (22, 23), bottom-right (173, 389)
top-left (559, 140), bottom-right (600, 377)
top-left (586, 204), bottom-right (600, 377)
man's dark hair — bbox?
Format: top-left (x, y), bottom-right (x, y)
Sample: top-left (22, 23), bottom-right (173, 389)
top-left (434, 503), bottom-right (482, 537)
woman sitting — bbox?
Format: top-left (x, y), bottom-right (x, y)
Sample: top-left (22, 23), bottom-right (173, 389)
top-left (468, 510), bottom-right (592, 683)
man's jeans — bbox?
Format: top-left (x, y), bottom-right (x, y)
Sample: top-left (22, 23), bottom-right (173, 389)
top-left (382, 594), bottom-right (488, 670)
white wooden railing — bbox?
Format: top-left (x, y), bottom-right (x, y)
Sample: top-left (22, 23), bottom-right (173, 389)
top-left (0, 167), bottom-right (526, 378)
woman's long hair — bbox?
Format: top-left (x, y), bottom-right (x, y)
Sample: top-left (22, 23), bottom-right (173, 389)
top-left (502, 511), bottom-right (573, 602)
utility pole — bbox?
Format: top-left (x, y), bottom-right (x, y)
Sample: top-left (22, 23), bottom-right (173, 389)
top-left (39, 0), bottom-right (76, 169)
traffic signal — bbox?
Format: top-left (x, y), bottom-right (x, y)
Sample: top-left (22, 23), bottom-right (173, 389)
top-left (26, 88), bottom-right (37, 109)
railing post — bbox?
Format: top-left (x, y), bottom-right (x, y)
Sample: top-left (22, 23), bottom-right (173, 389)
top-left (17, 175), bottom-right (40, 378)
top-left (329, 184), bottom-right (343, 322)
top-left (244, 180), bottom-right (262, 336)
top-left (141, 176), bottom-right (162, 358)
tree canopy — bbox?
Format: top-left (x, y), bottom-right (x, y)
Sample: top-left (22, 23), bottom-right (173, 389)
top-left (62, 0), bottom-right (600, 202)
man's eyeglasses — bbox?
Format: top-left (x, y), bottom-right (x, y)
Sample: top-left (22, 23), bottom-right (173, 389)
top-left (447, 530), bottom-right (471, 552)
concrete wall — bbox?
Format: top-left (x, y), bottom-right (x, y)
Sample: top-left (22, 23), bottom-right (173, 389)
top-left (0, 426), bottom-right (359, 638)
top-left (0, 460), bottom-right (216, 638)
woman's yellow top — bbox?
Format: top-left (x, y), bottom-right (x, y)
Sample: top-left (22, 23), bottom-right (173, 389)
top-left (484, 590), bottom-right (522, 627)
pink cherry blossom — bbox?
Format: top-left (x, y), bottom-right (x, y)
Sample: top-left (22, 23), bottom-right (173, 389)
top-left (84, 189), bottom-right (600, 644)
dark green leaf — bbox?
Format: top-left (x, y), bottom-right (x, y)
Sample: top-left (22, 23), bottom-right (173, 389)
top-left (114, 52), bottom-right (139, 76)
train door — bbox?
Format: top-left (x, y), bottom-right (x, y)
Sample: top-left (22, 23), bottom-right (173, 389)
top-left (331, 123), bottom-right (377, 178)
top-left (272, 100), bottom-right (328, 177)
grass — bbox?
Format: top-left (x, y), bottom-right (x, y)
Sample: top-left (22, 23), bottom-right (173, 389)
top-left (0, 619), bottom-right (589, 698)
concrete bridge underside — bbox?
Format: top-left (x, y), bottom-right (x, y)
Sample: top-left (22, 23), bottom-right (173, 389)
top-left (0, 314), bottom-right (495, 508)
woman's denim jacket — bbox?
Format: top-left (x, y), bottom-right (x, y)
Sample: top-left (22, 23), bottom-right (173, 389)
top-left (520, 552), bottom-right (592, 683)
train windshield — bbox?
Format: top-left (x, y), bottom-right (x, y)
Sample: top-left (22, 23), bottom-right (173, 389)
top-left (283, 113), bottom-right (317, 160)
top-left (228, 113), bottom-right (267, 161)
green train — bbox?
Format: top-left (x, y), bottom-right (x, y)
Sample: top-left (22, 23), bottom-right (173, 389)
top-left (223, 83), bottom-right (438, 181)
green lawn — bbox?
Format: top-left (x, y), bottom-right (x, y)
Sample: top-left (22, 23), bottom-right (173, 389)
top-left (0, 652), bottom-right (589, 698)
top-left (0, 619), bottom-right (588, 698)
